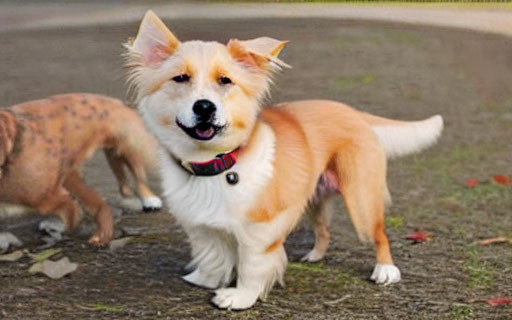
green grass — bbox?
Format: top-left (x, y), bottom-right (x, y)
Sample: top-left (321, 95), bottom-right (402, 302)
top-left (30, 248), bottom-right (62, 262)
top-left (463, 246), bottom-right (495, 290)
top-left (385, 216), bottom-right (404, 231)
top-left (332, 74), bottom-right (375, 89)
top-left (450, 183), bottom-right (512, 211)
top-left (401, 206), bottom-right (433, 220)
top-left (288, 262), bottom-right (327, 273)
top-left (86, 303), bottom-right (124, 313)
top-left (448, 305), bottom-right (475, 320)
top-left (412, 146), bottom-right (480, 176)
top-left (286, 262), bottom-right (366, 293)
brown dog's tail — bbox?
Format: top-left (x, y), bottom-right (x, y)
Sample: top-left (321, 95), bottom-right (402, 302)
top-left (359, 112), bottom-right (443, 159)
top-left (113, 104), bottom-right (159, 175)
top-left (0, 110), bottom-right (17, 177)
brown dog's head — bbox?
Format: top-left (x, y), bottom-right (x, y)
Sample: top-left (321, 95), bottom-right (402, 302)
top-left (124, 10), bottom-right (289, 161)
top-left (0, 111), bottom-right (18, 178)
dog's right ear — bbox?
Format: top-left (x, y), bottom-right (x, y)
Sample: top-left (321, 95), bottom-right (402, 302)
top-left (228, 37), bottom-right (290, 71)
top-left (126, 10), bottom-right (180, 66)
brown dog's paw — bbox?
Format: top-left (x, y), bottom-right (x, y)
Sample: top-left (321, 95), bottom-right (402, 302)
top-left (88, 229), bottom-right (113, 247)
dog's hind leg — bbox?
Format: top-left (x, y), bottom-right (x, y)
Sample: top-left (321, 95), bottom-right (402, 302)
top-left (301, 196), bottom-right (334, 262)
top-left (38, 189), bottom-right (82, 232)
top-left (334, 144), bottom-right (401, 285)
top-left (121, 150), bottom-right (162, 212)
top-left (105, 149), bottom-right (134, 198)
top-left (63, 170), bottom-right (113, 246)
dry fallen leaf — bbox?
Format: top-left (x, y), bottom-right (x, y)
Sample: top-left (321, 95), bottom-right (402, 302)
top-left (465, 179), bottom-right (479, 188)
top-left (487, 298), bottom-right (512, 307)
top-left (479, 237), bottom-right (512, 246)
top-left (0, 250), bottom-right (24, 262)
top-left (28, 257), bottom-right (78, 279)
top-left (29, 248), bottom-right (62, 262)
top-left (0, 232), bottom-right (23, 254)
top-left (109, 237), bottom-right (133, 251)
top-left (406, 230), bottom-right (430, 244)
top-left (492, 175), bottom-right (511, 186)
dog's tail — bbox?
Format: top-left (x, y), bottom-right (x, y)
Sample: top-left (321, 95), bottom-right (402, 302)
top-left (0, 110), bottom-right (18, 178)
top-left (359, 112), bottom-right (443, 159)
top-left (108, 100), bottom-right (159, 175)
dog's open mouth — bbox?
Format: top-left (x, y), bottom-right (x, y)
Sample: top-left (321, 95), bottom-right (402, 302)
top-left (177, 120), bottom-right (223, 141)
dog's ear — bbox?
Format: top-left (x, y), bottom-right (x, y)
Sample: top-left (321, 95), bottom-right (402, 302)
top-left (228, 37), bottom-right (290, 71)
top-left (127, 10), bottom-right (180, 66)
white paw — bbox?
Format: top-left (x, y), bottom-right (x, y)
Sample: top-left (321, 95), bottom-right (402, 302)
top-left (370, 263), bottom-right (401, 285)
top-left (212, 288), bottom-right (259, 310)
top-left (117, 197), bottom-right (143, 211)
top-left (142, 196), bottom-right (162, 212)
top-left (39, 217), bottom-right (66, 241)
top-left (300, 249), bottom-right (325, 262)
top-left (182, 269), bottom-right (219, 289)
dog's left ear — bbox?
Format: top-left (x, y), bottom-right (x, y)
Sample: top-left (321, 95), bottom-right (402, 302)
top-left (126, 10), bottom-right (180, 66)
top-left (228, 37), bottom-right (290, 71)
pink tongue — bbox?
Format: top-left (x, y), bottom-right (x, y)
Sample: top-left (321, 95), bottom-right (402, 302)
top-left (195, 127), bottom-right (214, 138)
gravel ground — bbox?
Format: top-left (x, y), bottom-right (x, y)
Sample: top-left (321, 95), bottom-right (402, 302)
top-left (0, 13), bottom-right (511, 320)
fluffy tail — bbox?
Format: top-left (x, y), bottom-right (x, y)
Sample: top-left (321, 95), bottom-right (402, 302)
top-left (110, 101), bottom-right (160, 175)
top-left (359, 112), bottom-right (443, 159)
top-left (119, 116), bottom-right (159, 174)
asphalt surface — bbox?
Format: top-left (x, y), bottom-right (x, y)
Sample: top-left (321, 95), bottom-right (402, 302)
top-left (1, 3), bottom-right (512, 319)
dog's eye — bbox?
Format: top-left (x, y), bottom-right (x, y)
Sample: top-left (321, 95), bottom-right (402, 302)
top-left (172, 74), bottom-right (190, 83)
top-left (219, 76), bottom-right (232, 85)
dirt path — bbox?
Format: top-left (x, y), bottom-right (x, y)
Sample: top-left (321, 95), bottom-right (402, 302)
top-left (0, 15), bottom-right (511, 320)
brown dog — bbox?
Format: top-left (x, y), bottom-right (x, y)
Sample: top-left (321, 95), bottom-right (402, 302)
top-left (0, 93), bottom-right (161, 245)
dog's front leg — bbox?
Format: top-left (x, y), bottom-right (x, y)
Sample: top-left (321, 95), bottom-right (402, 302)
top-left (212, 238), bottom-right (287, 310)
top-left (182, 226), bottom-right (236, 289)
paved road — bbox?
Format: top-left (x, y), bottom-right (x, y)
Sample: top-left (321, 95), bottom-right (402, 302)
top-left (1, 2), bottom-right (512, 38)
top-left (1, 4), bottom-right (512, 319)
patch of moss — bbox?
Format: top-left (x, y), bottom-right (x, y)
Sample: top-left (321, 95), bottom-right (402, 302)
top-left (86, 303), bottom-right (124, 313)
top-left (385, 216), bottom-right (404, 231)
top-left (332, 74), bottom-right (375, 89)
top-left (286, 262), bottom-right (367, 295)
top-left (448, 304), bottom-right (475, 320)
top-left (452, 184), bottom-right (511, 207)
top-left (288, 262), bottom-right (326, 273)
top-left (412, 146), bottom-right (480, 176)
top-left (463, 246), bottom-right (495, 290)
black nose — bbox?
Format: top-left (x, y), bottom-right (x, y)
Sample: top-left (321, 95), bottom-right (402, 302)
top-left (193, 99), bottom-right (216, 120)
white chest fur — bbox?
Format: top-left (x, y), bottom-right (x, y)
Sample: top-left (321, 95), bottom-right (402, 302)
top-left (159, 123), bottom-right (276, 231)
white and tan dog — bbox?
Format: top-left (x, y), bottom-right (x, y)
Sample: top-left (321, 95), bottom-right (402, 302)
top-left (125, 11), bottom-right (443, 310)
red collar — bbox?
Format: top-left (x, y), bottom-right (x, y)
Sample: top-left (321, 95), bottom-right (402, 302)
top-left (178, 148), bottom-right (240, 176)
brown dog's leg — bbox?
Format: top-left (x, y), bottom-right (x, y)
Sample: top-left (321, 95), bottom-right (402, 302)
top-left (63, 170), bottom-right (113, 246)
top-left (301, 197), bottom-right (334, 262)
top-left (122, 151), bottom-right (162, 212)
top-left (105, 149), bottom-right (133, 197)
top-left (38, 189), bottom-right (82, 231)
top-left (334, 145), bottom-right (401, 285)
